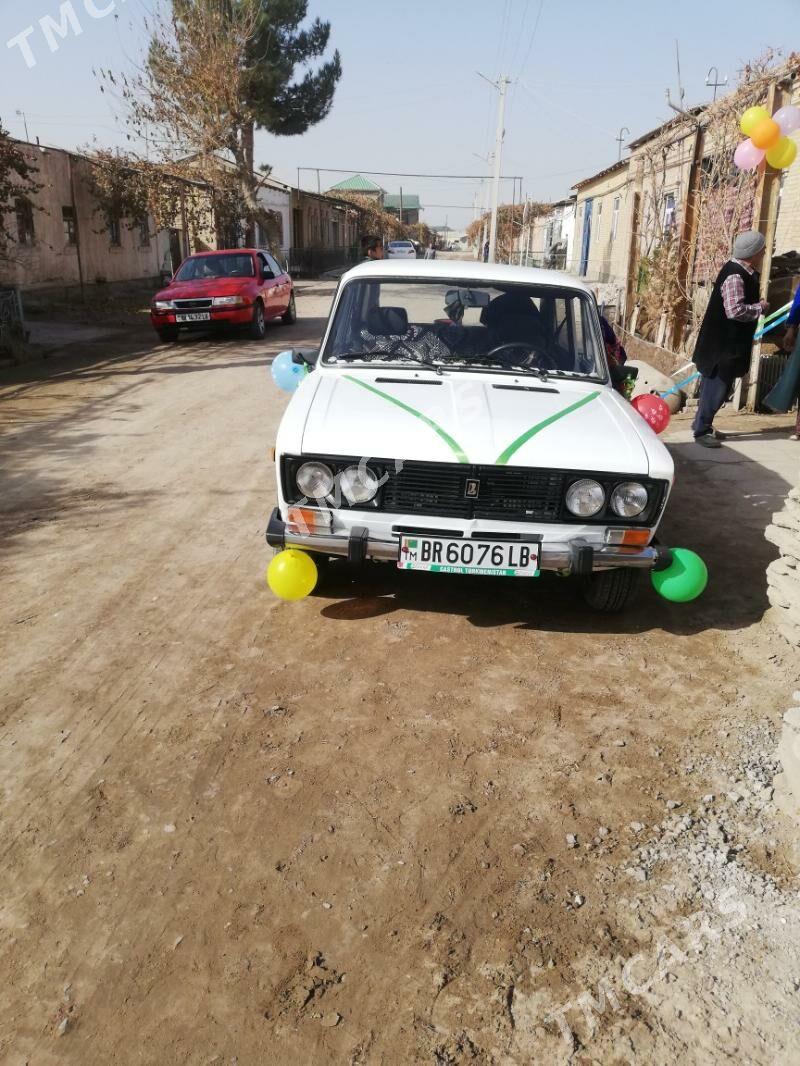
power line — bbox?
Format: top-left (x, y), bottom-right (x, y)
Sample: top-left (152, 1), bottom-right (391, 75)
top-left (516, 0), bottom-right (545, 79)
top-left (297, 166), bottom-right (522, 181)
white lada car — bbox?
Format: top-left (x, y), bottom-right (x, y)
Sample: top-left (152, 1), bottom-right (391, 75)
top-left (266, 260), bottom-right (676, 612)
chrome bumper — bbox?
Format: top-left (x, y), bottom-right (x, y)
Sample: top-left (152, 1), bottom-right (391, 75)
top-left (266, 510), bottom-right (672, 575)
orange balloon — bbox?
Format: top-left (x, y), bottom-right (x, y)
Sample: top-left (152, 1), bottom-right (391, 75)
top-left (750, 117), bottom-right (781, 150)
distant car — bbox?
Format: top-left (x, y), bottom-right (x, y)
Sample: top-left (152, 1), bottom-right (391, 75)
top-left (150, 249), bottom-right (296, 343)
top-left (386, 240), bottom-right (417, 260)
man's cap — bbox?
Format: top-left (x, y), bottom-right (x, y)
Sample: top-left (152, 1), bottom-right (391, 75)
top-left (733, 230), bottom-right (766, 260)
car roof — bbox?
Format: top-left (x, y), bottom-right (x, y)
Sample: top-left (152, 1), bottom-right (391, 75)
top-left (341, 258), bottom-right (594, 293)
top-left (183, 249), bottom-right (260, 258)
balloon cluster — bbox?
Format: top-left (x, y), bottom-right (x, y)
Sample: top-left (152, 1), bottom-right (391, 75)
top-left (631, 393), bottom-right (671, 434)
top-left (271, 350), bottom-right (308, 393)
top-left (734, 104), bottom-right (800, 172)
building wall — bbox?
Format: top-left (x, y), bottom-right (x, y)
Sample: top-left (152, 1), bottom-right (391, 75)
top-left (256, 181), bottom-right (292, 256)
top-left (773, 82), bottom-right (800, 255)
top-left (571, 163), bottom-right (634, 313)
top-left (2, 144), bottom-right (172, 291)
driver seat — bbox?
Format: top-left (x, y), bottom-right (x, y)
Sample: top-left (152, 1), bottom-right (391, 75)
top-left (480, 292), bottom-right (543, 347)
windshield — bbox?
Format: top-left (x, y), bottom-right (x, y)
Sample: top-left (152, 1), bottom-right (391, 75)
top-left (175, 253), bottom-right (255, 281)
top-left (321, 278), bottom-right (607, 379)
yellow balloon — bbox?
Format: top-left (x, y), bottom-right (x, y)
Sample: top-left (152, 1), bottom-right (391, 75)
top-left (740, 105), bottom-right (771, 137)
top-left (766, 135), bottom-right (798, 170)
top-left (266, 549), bottom-right (318, 601)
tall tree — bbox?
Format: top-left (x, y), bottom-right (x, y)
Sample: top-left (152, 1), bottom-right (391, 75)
top-left (104, 0), bottom-right (341, 244)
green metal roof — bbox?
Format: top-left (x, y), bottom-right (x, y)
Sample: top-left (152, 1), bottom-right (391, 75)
top-left (327, 174), bottom-right (385, 193)
top-left (384, 194), bottom-right (421, 210)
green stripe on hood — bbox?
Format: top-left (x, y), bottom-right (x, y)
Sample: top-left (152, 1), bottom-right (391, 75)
top-left (344, 374), bottom-right (469, 464)
top-left (495, 391), bottom-right (602, 465)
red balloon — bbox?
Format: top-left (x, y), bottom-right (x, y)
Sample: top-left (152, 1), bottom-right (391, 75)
top-left (631, 393), bottom-right (671, 434)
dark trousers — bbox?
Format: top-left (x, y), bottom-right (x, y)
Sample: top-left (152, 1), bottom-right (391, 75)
top-left (692, 365), bottom-right (737, 438)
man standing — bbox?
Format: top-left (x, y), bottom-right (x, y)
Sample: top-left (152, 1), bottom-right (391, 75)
top-left (691, 230), bottom-right (769, 448)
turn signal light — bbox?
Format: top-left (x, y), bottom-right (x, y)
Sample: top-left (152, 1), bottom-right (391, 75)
top-left (287, 507), bottom-right (332, 535)
top-left (605, 528), bottom-right (652, 547)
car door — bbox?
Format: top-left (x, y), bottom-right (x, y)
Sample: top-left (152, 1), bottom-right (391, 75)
top-left (257, 252), bottom-right (279, 317)
top-left (266, 254), bottom-right (289, 314)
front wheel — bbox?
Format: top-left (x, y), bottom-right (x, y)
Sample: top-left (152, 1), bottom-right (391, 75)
top-left (581, 568), bottom-right (640, 613)
top-left (249, 301), bottom-right (266, 340)
top-left (281, 292), bottom-right (297, 325)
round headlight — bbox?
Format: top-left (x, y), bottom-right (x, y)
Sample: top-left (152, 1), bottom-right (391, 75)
top-left (339, 464), bottom-right (380, 505)
top-left (611, 481), bottom-right (648, 518)
top-left (565, 478), bottom-right (606, 517)
top-left (296, 461), bottom-right (334, 499)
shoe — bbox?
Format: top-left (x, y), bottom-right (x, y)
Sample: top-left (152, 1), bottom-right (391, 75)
top-left (712, 429), bottom-right (727, 441)
top-left (790, 434), bottom-right (799, 441)
top-left (694, 434), bottom-right (722, 449)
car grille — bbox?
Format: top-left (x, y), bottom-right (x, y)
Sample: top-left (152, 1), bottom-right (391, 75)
top-left (380, 461), bottom-right (566, 522)
top-left (173, 298), bottom-right (213, 309)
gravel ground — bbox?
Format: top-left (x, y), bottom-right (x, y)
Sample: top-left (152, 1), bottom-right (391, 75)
top-left (1, 280), bottom-right (799, 1065)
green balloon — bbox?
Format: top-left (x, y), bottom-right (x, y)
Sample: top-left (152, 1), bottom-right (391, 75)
top-left (651, 548), bottom-right (708, 603)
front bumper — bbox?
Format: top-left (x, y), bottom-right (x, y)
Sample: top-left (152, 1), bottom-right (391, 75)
top-left (151, 307), bottom-right (254, 330)
top-left (265, 508), bottom-right (673, 575)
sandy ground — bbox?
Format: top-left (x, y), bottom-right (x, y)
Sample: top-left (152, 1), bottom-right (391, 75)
top-left (1, 281), bottom-right (800, 1065)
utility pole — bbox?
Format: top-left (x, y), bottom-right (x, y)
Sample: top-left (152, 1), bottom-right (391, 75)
top-left (399, 186), bottom-right (404, 228)
top-left (15, 109), bottom-right (29, 141)
top-left (479, 72), bottom-right (511, 265)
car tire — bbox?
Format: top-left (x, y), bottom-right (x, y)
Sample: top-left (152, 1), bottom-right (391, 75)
top-left (581, 568), bottom-right (640, 613)
top-left (156, 327), bottom-right (179, 344)
top-left (281, 292), bottom-right (297, 325)
top-left (249, 300), bottom-right (266, 340)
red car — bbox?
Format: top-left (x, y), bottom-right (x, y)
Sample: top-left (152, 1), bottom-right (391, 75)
top-left (150, 249), bottom-right (296, 342)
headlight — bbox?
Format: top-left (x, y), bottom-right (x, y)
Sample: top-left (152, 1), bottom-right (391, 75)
top-left (611, 481), bottom-right (648, 518)
top-left (212, 295), bottom-right (246, 306)
top-left (339, 465), bottom-right (381, 505)
top-left (153, 300), bottom-right (173, 310)
top-left (296, 461), bottom-right (335, 499)
top-left (565, 478), bottom-right (606, 517)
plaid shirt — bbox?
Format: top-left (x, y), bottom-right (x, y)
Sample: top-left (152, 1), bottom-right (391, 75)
top-left (720, 259), bottom-right (762, 322)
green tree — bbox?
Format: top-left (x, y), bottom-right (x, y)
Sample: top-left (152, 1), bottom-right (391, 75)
top-left (104, 0), bottom-right (341, 244)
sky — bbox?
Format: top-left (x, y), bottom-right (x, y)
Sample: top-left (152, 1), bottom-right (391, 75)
top-left (2, 0), bottom-right (800, 234)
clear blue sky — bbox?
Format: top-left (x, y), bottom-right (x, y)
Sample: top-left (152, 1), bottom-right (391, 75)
top-left (2, 0), bottom-right (800, 232)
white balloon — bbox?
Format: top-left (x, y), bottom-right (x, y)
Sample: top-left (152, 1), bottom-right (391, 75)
top-left (774, 105), bottom-right (800, 136)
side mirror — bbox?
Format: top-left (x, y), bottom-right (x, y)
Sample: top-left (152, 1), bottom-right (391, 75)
top-left (292, 348), bottom-right (318, 370)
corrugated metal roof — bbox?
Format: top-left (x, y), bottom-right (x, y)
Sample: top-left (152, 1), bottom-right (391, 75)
top-left (327, 174), bottom-right (385, 193)
top-left (384, 194), bottom-right (421, 210)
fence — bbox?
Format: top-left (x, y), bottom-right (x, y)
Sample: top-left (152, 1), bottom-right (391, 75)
top-left (0, 286), bottom-right (26, 353)
top-left (286, 246), bottom-right (360, 278)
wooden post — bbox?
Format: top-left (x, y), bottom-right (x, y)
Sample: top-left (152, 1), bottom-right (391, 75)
top-left (625, 190), bottom-right (641, 330)
top-left (68, 153), bottom-right (85, 301)
top-left (744, 81), bottom-right (786, 410)
top-left (671, 125), bottom-right (705, 350)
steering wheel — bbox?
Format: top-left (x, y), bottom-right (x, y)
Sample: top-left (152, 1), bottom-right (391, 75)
top-left (486, 341), bottom-right (559, 369)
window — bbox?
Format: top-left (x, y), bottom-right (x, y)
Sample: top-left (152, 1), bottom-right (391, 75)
top-left (266, 253), bottom-right (283, 277)
top-left (663, 193), bottom-right (676, 235)
top-left (62, 206), bottom-right (77, 245)
top-left (611, 197), bottom-right (620, 241)
top-left (322, 279), bottom-right (606, 380)
top-left (138, 218), bottom-right (150, 247)
top-left (109, 216), bottom-right (122, 247)
top-left (15, 198), bottom-right (35, 245)
top-left (174, 252), bottom-right (255, 281)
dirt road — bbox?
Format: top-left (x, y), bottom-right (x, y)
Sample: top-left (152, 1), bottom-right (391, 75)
top-left (2, 282), bottom-right (800, 1065)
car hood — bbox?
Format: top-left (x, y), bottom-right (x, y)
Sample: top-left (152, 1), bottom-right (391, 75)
top-left (300, 369), bottom-right (657, 474)
top-left (155, 278), bottom-right (252, 301)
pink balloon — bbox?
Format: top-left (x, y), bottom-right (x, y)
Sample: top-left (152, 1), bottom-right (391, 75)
top-left (774, 105), bottom-right (800, 136)
top-left (733, 138), bottom-right (766, 171)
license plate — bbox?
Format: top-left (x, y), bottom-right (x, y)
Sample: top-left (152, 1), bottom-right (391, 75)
top-left (176, 312), bottom-right (211, 322)
top-left (398, 536), bottom-right (540, 577)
